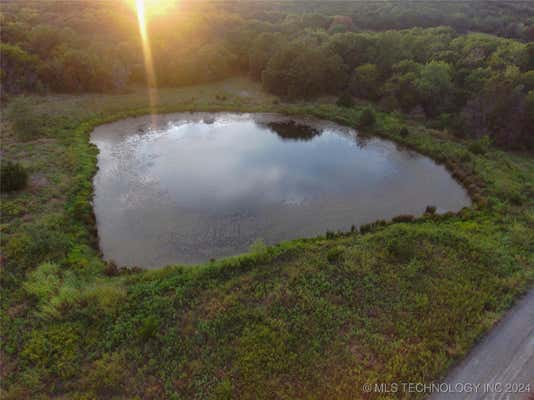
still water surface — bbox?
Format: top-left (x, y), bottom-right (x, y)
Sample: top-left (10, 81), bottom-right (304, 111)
top-left (91, 113), bottom-right (470, 268)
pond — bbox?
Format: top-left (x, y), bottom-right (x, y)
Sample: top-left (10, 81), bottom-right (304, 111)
top-left (91, 113), bottom-right (471, 268)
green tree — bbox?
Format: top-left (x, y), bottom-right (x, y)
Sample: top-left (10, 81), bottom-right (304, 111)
top-left (249, 33), bottom-right (283, 79)
top-left (464, 67), bottom-right (492, 92)
top-left (263, 43), bottom-right (347, 98)
top-left (520, 71), bottom-right (534, 92)
top-left (27, 25), bottom-right (63, 59)
top-left (526, 90), bottom-right (534, 124)
top-left (0, 43), bottom-right (40, 93)
top-left (301, 13), bottom-right (330, 30)
top-left (327, 33), bottom-right (372, 70)
top-left (416, 61), bottom-right (453, 116)
top-left (350, 63), bottom-right (381, 100)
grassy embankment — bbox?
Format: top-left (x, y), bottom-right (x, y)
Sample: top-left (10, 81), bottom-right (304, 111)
top-left (1, 77), bottom-right (533, 399)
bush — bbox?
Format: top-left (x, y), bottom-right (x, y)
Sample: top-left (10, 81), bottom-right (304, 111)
top-left (82, 283), bottom-right (127, 315)
top-left (80, 352), bottom-right (126, 397)
top-left (138, 316), bottom-right (159, 341)
top-left (23, 262), bottom-right (62, 302)
top-left (22, 324), bottom-right (81, 378)
top-left (400, 126), bottom-right (409, 137)
top-left (468, 141), bottom-right (485, 155)
top-left (359, 220), bottom-right (387, 234)
top-left (1, 160), bottom-right (28, 192)
top-left (424, 205), bottom-right (437, 215)
top-left (7, 96), bottom-right (45, 140)
top-left (468, 135), bottom-right (491, 155)
top-left (4, 216), bottom-right (70, 270)
top-left (386, 236), bottom-right (415, 262)
top-left (327, 246), bottom-right (344, 263)
top-left (213, 378), bottom-right (233, 400)
top-left (392, 214), bottom-right (415, 223)
top-left (104, 260), bottom-right (119, 276)
top-left (336, 91), bottom-right (353, 107)
top-left (359, 108), bottom-right (375, 128)
top-left (249, 239), bottom-right (268, 255)
top-left (0, 44), bottom-right (40, 93)
top-left (359, 223), bottom-right (372, 234)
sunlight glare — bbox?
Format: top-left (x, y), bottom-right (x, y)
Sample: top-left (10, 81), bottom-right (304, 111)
top-left (135, 0), bottom-right (159, 126)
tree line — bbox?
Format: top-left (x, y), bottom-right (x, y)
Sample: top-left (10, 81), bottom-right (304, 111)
top-left (1, 0), bottom-right (533, 148)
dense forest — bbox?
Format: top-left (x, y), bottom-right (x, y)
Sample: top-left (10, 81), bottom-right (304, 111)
top-left (1, 0), bottom-right (533, 148)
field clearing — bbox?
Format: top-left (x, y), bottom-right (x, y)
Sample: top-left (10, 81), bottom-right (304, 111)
top-left (1, 78), bottom-right (533, 399)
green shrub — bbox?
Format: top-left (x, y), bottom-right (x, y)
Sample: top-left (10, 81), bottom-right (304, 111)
top-left (399, 126), bottom-right (409, 137)
top-left (4, 217), bottom-right (70, 270)
top-left (392, 214), bottom-right (415, 223)
top-left (22, 324), bottom-right (81, 378)
top-left (213, 378), bottom-right (233, 400)
top-left (424, 205), bottom-right (437, 215)
top-left (459, 150), bottom-right (472, 162)
top-left (7, 96), bottom-right (45, 140)
top-left (359, 223), bottom-right (372, 234)
top-left (468, 135), bottom-right (491, 155)
top-left (39, 284), bottom-right (81, 320)
top-left (23, 262), bottom-right (62, 302)
top-left (386, 237), bottom-right (415, 262)
top-left (82, 282), bottom-right (127, 315)
top-left (468, 141), bottom-right (485, 155)
top-left (138, 316), bottom-right (159, 341)
top-left (508, 190), bottom-right (524, 205)
top-left (336, 91), bottom-right (353, 107)
top-left (1, 160), bottom-right (28, 192)
top-left (359, 108), bottom-right (375, 128)
top-left (327, 246), bottom-right (344, 263)
top-left (80, 352), bottom-right (126, 396)
top-left (249, 239), bottom-right (268, 256)
top-left (359, 220), bottom-right (387, 234)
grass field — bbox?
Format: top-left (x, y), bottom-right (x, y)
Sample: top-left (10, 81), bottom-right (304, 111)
top-left (1, 77), bottom-right (533, 399)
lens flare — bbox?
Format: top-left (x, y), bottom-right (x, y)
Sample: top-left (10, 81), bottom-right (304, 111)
top-left (136, 0), bottom-right (158, 126)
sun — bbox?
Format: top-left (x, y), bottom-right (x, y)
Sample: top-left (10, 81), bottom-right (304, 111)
top-left (127, 0), bottom-right (176, 16)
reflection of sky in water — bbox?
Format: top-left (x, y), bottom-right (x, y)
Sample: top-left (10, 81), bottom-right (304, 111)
top-left (133, 120), bottom-right (399, 211)
top-left (91, 113), bottom-right (470, 268)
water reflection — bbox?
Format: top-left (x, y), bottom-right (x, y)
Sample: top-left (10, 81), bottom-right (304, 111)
top-left (91, 113), bottom-right (470, 268)
top-left (262, 121), bottom-right (322, 141)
